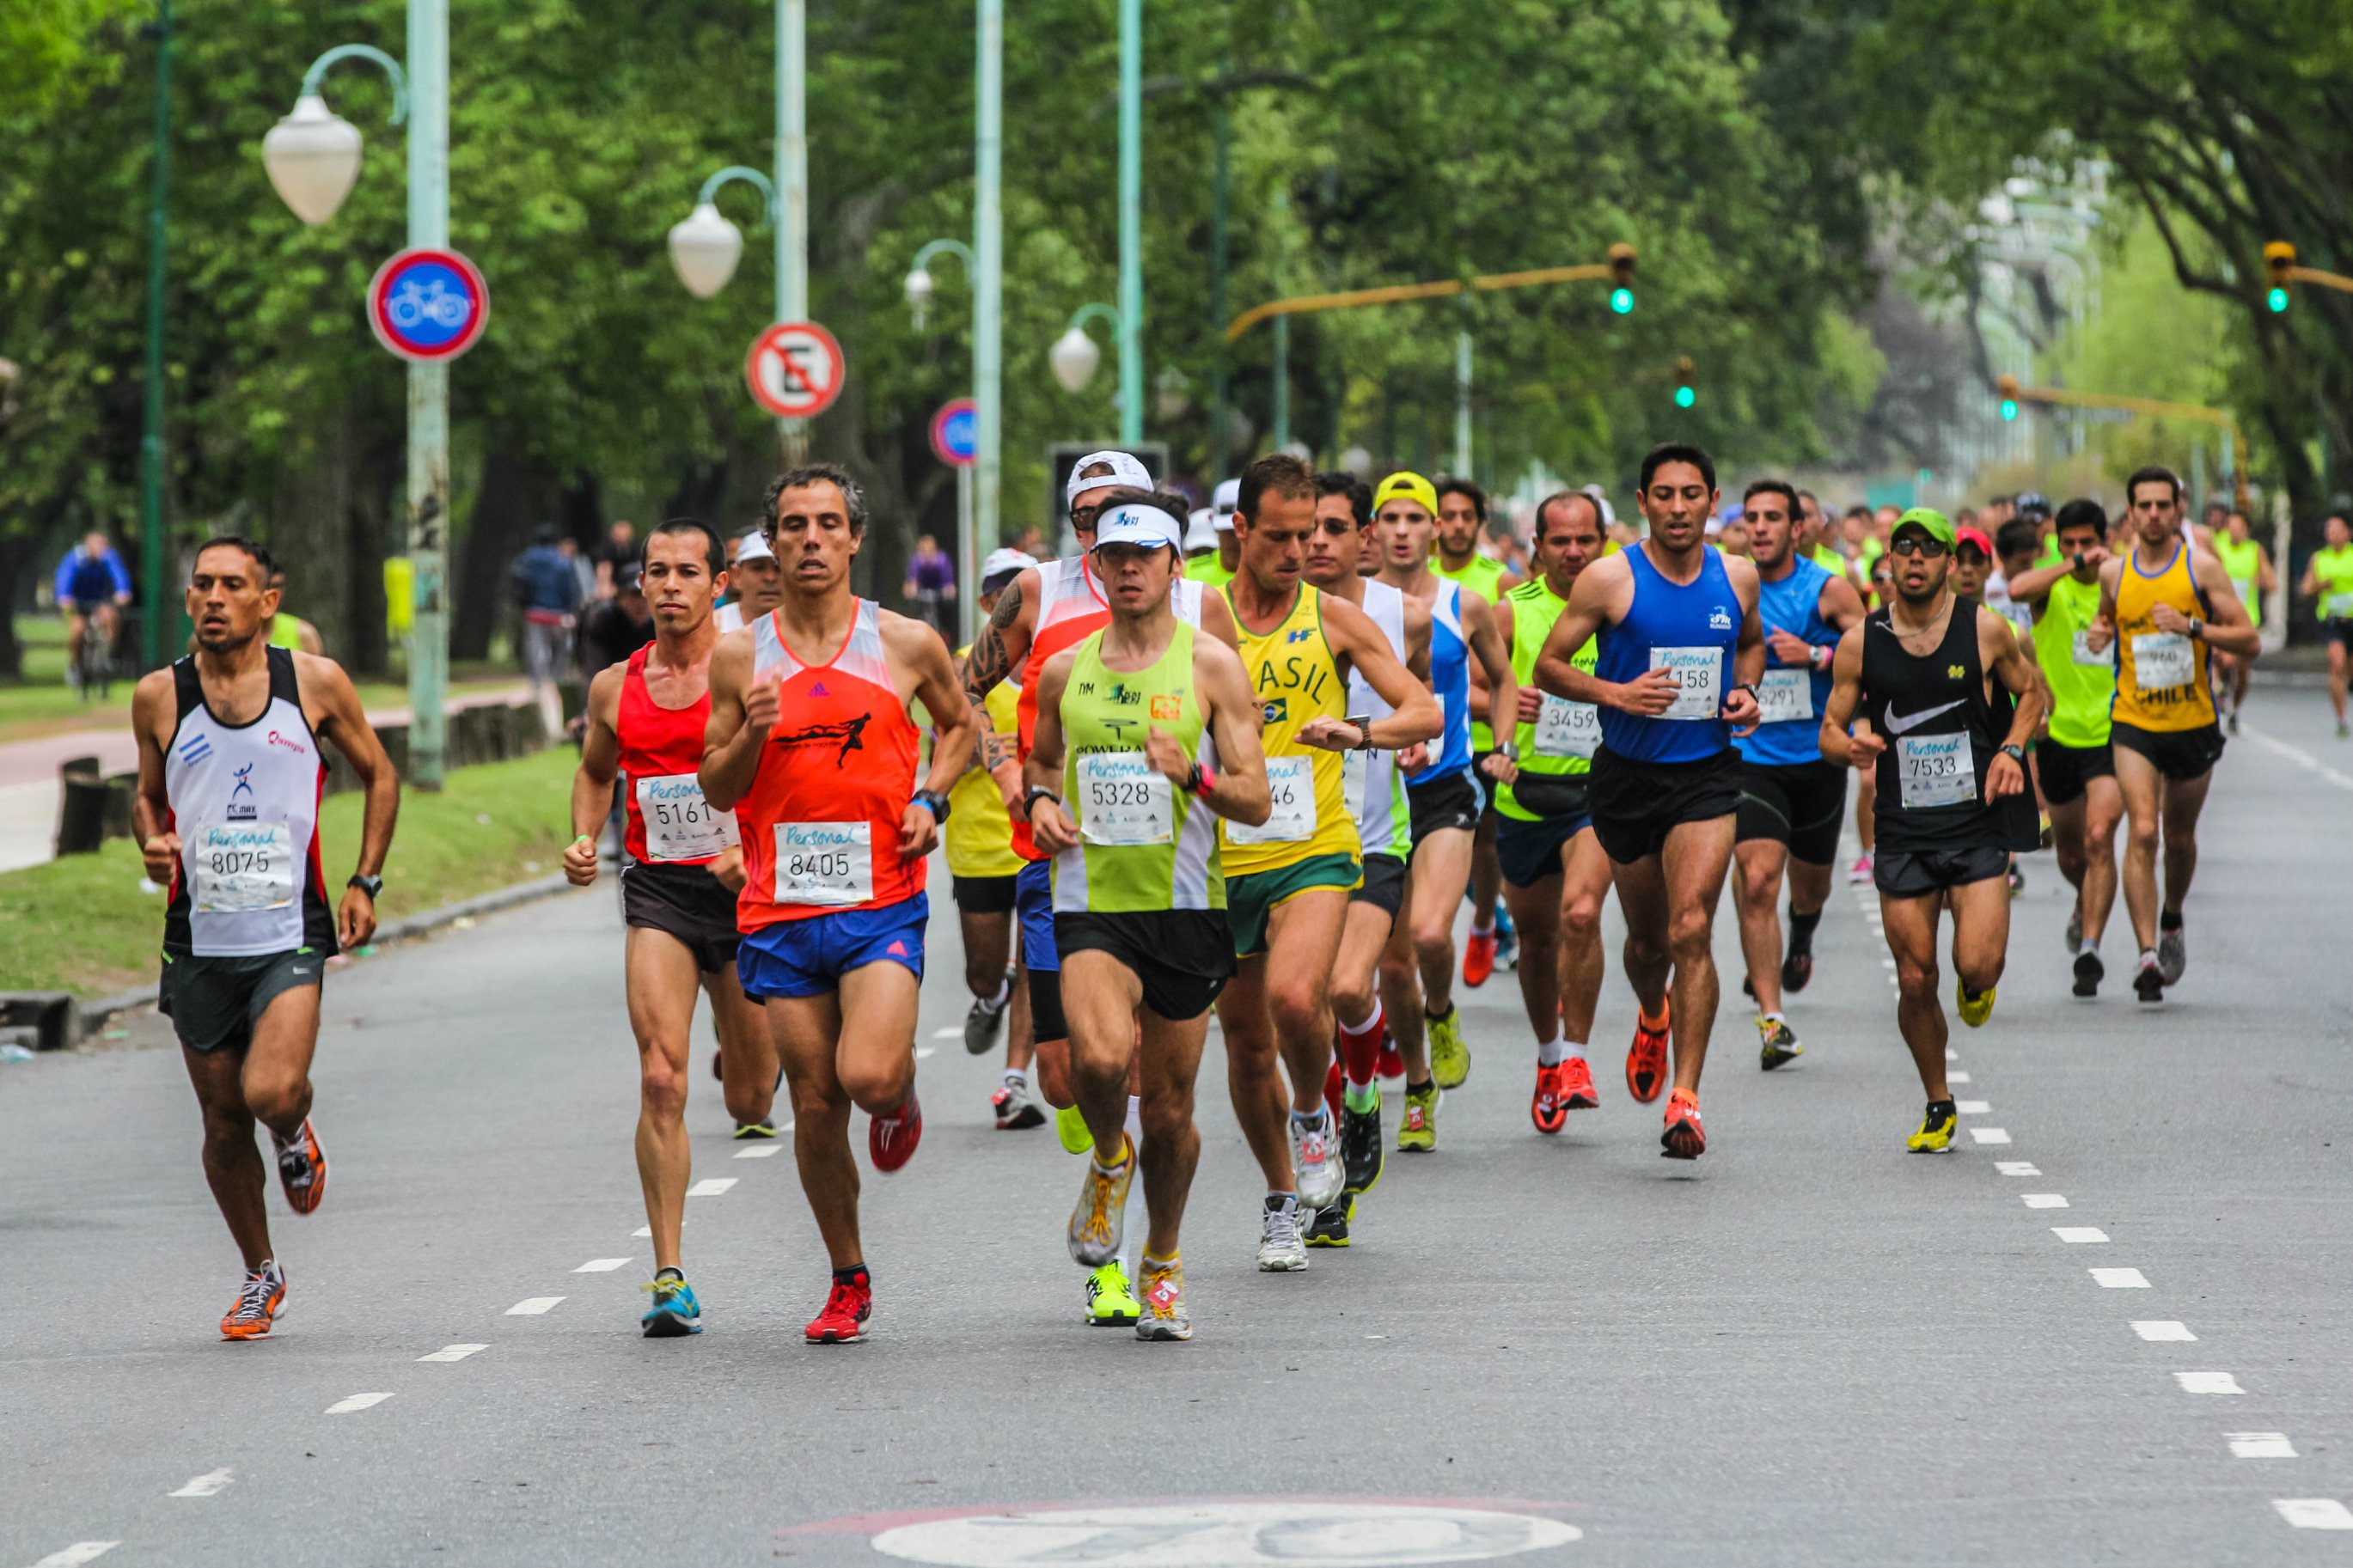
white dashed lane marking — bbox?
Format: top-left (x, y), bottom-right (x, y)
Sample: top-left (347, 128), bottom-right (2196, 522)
top-left (325, 1392), bottom-right (393, 1414)
top-left (2021, 1193), bottom-right (2069, 1209)
top-left (735, 1144), bottom-right (781, 1158)
top-left (930, 1027), bottom-right (962, 1039)
top-left (915, 1046), bottom-right (937, 1060)
top-left (504, 1297), bottom-right (565, 1316)
top-left (417, 1344), bottom-right (487, 1362)
top-left (1956, 1100), bottom-right (1990, 1114)
top-left (2133, 1321), bottom-right (2197, 1341)
top-left (1948, 1071), bottom-right (1971, 1083)
top-left (2091, 1268), bottom-right (2151, 1289)
top-left (2175, 1371), bottom-right (2245, 1394)
top-left (168, 1467), bottom-right (234, 1498)
top-left (2052, 1227), bottom-right (2109, 1244)
top-left (686, 1178), bottom-right (736, 1197)
top-left (2240, 723), bottom-right (2353, 791)
top-left (1995, 1160), bottom-right (2039, 1175)
top-left (574, 1258), bottom-right (631, 1272)
top-left (2275, 1499), bottom-right (2353, 1529)
top-left (2229, 1432), bottom-right (2297, 1459)
top-left (1968, 1127), bottom-right (2011, 1145)
top-left (29, 1546), bottom-right (119, 1568)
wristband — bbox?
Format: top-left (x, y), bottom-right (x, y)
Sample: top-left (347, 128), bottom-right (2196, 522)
top-left (1186, 761), bottom-right (1217, 797)
top-left (571, 833), bottom-right (596, 848)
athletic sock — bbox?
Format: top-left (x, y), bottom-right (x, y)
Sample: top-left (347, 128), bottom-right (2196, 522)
top-left (1342, 1078), bottom-right (1378, 1113)
top-left (834, 1263), bottom-right (869, 1286)
top-left (1562, 1039), bottom-right (1587, 1061)
top-left (2078, 938), bottom-right (2099, 959)
top-left (1337, 1002), bottom-right (1384, 1086)
top-left (978, 976), bottom-right (1011, 1012)
top-left (1125, 1094), bottom-right (1142, 1144)
top-left (2139, 947), bottom-right (2160, 968)
top-left (1788, 908), bottom-right (1822, 953)
top-left (1004, 1065), bottom-right (1029, 1088)
top-left (1470, 919), bottom-right (1494, 938)
top-left (1537, 1034), bottom-right (1567, 1067)
top-left (2160, 907), bottom-right (2183, 932)
top-left (1289, 1107), bottom-right (1331, 1130)
top-left (655, 1266), bottom-right (683, 1284)
top-left (1762, 1010), bottom-right (1786, 1024)
top-left (1406, 1077), bottom-right (1436, 1097)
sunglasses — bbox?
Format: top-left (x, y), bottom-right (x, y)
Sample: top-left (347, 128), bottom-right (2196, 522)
top-left (1888, 535), bottom-right (1950, 558)
top-left (1070, 502), bottom-right (1106, 530)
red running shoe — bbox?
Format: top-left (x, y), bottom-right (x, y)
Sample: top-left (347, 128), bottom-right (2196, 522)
top-left (805, 1269), bottom-right (871, 1344)
top-left (1660, 1088), bottom-right (1707, 1160)
top-left (869, 1089), bottom-right (923, 1174)
top-left (1462, 930), bottom-right (1497, 989)
top-left (1560, 1055), bottom-right (1599, 1109)
top-left (1625, 1004), bottom-right (1671, 1104)
top-left (1377, 1033), bottom-right (1404, 1081)
top-left (1531, 1062), bottom-right (1569, 1134)
top-left (273, 1118), bottom-right (327, 1216)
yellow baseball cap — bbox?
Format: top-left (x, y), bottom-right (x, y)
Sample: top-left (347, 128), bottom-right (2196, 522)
top-left (1373, 471), bottom-right (1438, 516)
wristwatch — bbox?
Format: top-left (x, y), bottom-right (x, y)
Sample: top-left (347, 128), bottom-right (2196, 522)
top-left (913, 788), bottom-right (951, 824)
top-left (1997, 743), bottom-right (2026, 765)
top-left (1731, 682), bottom-right (1759, 705)
top-left (347, 874), bottom-right (383, 899)
top-left (1184, 761), bottom-right (1218, 797)
top-left (1494, 740), bottom-right (1520, 763)
top-left (1023, 784), bottom-right (1063, 815)
top-left (1342, 713), bottom-right (1376, 751)
top-left (2186, 616), bottom-right (2206, 640)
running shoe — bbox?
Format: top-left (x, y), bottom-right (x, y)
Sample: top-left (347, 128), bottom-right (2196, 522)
top-left (1340, 1089), bottom-right (1384, 1193)
top-left (1136, 1256), bottom-right (1191, 1341)
top-left (1780, 949), bottom-right (1813, 995)
top-left (804, 1270), bottom-right (871, 1344)
top-left (1055, 1102), bottom-right (1092, 1154)
top-left (1256, 1196), bottom-right (1308, 1272)
top-left (963, 992), bottom-right (1008, 1056)
top-left (2157, 920), bottom-right (2186, 985)
top-left (1848, 851), bottom-right (1874, 884)
top-left (1531, 1061), bottom-right (1569, 1134)
top-left (1085, 1261), bottom-right (1140, 1327)
top-left (2065, 903), bottom-right (2083, 956)
top-left (273, 1118), bottom-right (327, 1215)
top-left (2134, 958), bottom-right (2165, 1004)
top-left (992, 1077), bottom-right (1046, 1131)
top-left (1560, 1055), bottom-right (1599, 1109)
top-left (868, 1089), bottom-right (923, 1174)
top-left (1397, 1082), bottom-right (1439, 1153)
top-left (2227, 710), bottom-right (2240, 735)
top-left (1305, 1194), bottom-right (1354, 1248)
top-left (220, 1260), bottom-right (286, 1342)
top-left (2007, 863), bottom-right (2025, 897)
top-left (1427, 1006), bottom-right (1470, 1089)
top-left (640, 1272), bottom-right (703, 1338)
top-left (2072, 951), bottom-right (2103, 999)
top-left (1626, 1004), bottom-right (1671, 1103)
top-left (1290, 1112), bottom-right (1344, 1211)
top-left (1067, 1134), bottom-right (1135, 1268)
top-left (1757, 1015), bottom-right (1803, 1071)
top-left (1493, 919), bottom-right (1519, 973)
top-left (1462, 930), bottom-right (1497, 989)
top-left (1659, 1089), bottom-right (1707, 1160)
top-left (2338, 721), bottom-right (2350, 741)
top-left (1376, 1034), bottom-right (1404, 1081)
top-left (732, 1118), bottom-right (778, 1139)
top-left (1908, 1101), bottom-right (1959, 1153)
top-left (1955, 980), bottom-right (1996, 1028)
top-left (711, 1048), bottom-right (723, 1083)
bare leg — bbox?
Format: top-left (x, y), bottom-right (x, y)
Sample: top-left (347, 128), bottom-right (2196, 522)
top-left (2049, 795), bottom-right (2090, 892)
top-left (1470, 812), bottom-right (1502, 932)
top-left (1878, 891), bottom-right (1953, 1101)
top-left (1609, 851), bottom-right (1672, 1022)
top-left (1733, 837), bottom-right (1790, 1016)
top-left (2331, 642), bottom-right (2349, 726)
top-left (707, 956), bottom-right (777, 1130)
top-left (185, 1046), bottom-right (272, 1272)
top-left (769, 961), bottom-right (921, 1271)
top-left (1501, 870), bottom-right (1562, 1043)
top-left (1408, 828), bottom-right (1474, 1021)
top-left (626, 928), bottom-right (704, 1272)
top-left (1064, 949), bottom-right (1146, 1162)
top-left (1946, 876), bottom-right (2011, 998)
top-left (1556, 829), bottom-right (1611, 1044)
top-left (1136, 1008), bottom-right (1213, 1260)
top-left (1378, 865), bottom-right (1427, 1079)
top-left (1654, 813), bottom-right (1739, 1094)
top-left (1213, 955), bottom-right (1294, 1192)
top-left (1258, 888), bottom-right (1348, 1113)
top-left (1331, 900), bottom-right (1393, 1032)
top-left (2078, 776), bottom-right (2123, 945)
top-left (959, 907), bottom-right (1011, 1003)
top-left (2114, 747), bottom-right (2166, 954)
top-left (2158, 767), bottom-right (2211, 914)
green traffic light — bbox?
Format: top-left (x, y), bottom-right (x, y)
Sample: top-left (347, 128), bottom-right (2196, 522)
top-left (1610, 287), bottom-right (1635, 315)
top-left (1999, 399), bottom-right (2019, 422)
top-left (2268, 286), bottom-right (2290, 313)
top-left (1674, 385), bottom-right (1696, 409)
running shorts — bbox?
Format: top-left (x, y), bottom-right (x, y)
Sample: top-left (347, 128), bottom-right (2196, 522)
top-left (1735, 759), bottom-right (1849, 864)
top-left (1225, 851), bottom-right (1360, 958)
top-left (735, 892), bottom-right (927, 999)
top-left (1589, 747), bottom-right (1741, 865)
top-left (621, 859), bottom-right (743, 974)
top-left (1055, 910), bottom-right (1236, 1022)
top-left (1014, 859), bottom-right (1058, 973)
top-left (1349, 851), bottom-right (1407, 917)
top-left (950, 872), bottom-right (1018, 916)
top-left (1470, 751), bottom-right (1502, 821)
top-left (2328, 618), bottom-right (2353, 651)
top-left (1496, 809), bottom-right (1591, 888)
top-left (2111, 720), bottom-right (2225, 784)
top-left (2035, 739), bottom-right (2114, 808)
top-left (1873, 843), bottom-right (2011, 900)
top-left (1406, 768), bottom-right (1484, 847)
top-left (158, 947), bottom-right (324, 1055)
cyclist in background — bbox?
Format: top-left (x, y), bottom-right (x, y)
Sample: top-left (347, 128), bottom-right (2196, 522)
top-left (57, 530), bottom-right (133, 688)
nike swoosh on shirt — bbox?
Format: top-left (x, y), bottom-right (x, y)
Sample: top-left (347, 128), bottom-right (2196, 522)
top-left (1883, 699), bottom-right (1965, 735)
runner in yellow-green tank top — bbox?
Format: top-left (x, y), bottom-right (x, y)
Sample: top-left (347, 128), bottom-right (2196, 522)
top-left (2300, 517), bottom-right (2353, 736)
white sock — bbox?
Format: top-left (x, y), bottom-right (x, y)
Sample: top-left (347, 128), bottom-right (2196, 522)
top-left (980, 976), bottom-right (1011, 1011)
top-left (2079, 938), bottom-right (2099, 958)
top-left (2140, 948), bottom-right (2160, 968)
top-left (1124, 1094), bottom-right (1142, 1144)
top-left (1537, 1034), bottom-right (1567, 1067)
top-left (1563, 1039), bottom-right (1587, 1061)
top-left (1004, 1065), bottom-right (1028, 1087)
top-left (1471, 919), bottom-right (1494, 937)
top-left (1338, 997), bottom-right (1383, 1036)
top-left (1763, 1010), bottom-right (1785, 1023)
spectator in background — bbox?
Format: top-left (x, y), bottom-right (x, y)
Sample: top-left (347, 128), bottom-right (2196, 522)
top-left (510, 526), bottom-right (584, 735)
top-left (1011, 523), bottom-right (1048, 560)
top-left (904, 533), bottom-right (956, 637)
top-left (715, 529), bottom-right (784, 633)
top-left (55, 529), bottom-right (133, 688)
top-left (266, 569), bottom-right (326, 656)
top-left (592, 518), bottom-right (637, 599)
top-left (578, 559), bottom-right (655, 680)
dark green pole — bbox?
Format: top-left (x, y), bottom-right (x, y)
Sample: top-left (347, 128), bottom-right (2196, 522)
top-left (138, 0), bottom-right (173, 671)
top-left (1209, 60), bottom-right (1229, 479)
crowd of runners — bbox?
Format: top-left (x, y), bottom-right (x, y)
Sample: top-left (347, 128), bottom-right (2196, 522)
top-left (133, 442), bottom-right (2300, 1345)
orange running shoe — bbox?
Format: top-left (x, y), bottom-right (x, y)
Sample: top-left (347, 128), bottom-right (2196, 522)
top-left (1625, 1004), bottom-right (1670, 1103)
top-left (273, 1118), bottom-right (327, 1216)
top-left (1660, 1089), bottom-right (1707, 1160)
top-left (869, 1089), bottom-right (923, 1174)
top-left (1462, 929), bottom-right (1498, 989)
top-left (1531, 1062), bottom-right (1569, 1134)
top-left (220, 1260), bottom-right (286, 1341)
top-left (1560, 1055), bottom-right (1599, 1109)
top-left (804, 1267), bottom-right (871, 1344)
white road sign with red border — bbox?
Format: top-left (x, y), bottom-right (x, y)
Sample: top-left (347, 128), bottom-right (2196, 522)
top-left (745, 320), bottom-right (846, 419)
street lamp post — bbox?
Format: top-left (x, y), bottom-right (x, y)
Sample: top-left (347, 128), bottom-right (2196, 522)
top-left (1453, 327), bottom-right (1473, 478)
top-left (139, 0), bottom-right (174, 672)
top-left (904, 237), bottom-right (980, 641)
top-left (1116, 0), bottom-right (1143, 446)
top-left (1052, 303), bottom-right (1123, 404)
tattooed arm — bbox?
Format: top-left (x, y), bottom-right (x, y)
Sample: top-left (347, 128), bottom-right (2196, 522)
top-left (966, 565), bottom-right (1041, 807)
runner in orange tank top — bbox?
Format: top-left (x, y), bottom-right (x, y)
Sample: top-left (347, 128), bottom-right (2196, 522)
top-left (702, 465), bottom-right (975, 1346)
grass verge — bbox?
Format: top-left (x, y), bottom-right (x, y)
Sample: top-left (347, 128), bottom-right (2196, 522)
top-left (0, 746), bottom-right (579, 998)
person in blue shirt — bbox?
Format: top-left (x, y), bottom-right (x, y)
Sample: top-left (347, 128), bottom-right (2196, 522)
top-left (55, 531), bottom-right (133, 686)
top-left (509, 528), bottom-right (584, 732)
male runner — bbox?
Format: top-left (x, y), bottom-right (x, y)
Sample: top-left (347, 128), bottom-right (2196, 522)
top-left (1184, 478), bottom-right (1242, 588)
top-left (563, 520), bottom-right (778, 1335)
top-left (2298, 513), bottom-right (2353, 737)
top-left (1025, 499), bottom-right (1271, 1339)
top-left (1534, 443), bottom-right (1763, 1160)
top-left (1492, 492), bottom-right (1617, 1130)
top-left (1731, 480), bottom-right (1866, 1068)
top-left (2006, 499), bottom-right (2123, 997)
top-left (2086, 467), bottom-right (2258, 1002)
top-left (1217, 454), bottom-right (1439, 1266)
top-left (2210, 509), bottom-right (2273, 731)
top-left (1434, 477), bottom-right (1516, 983)
top-left (132, 536), bottom-right (399, 1340)
top-left (714, 530), bottom-right (784, 634)
top-left (701, 464), bottom-right (975, 1344)
top-left (1302, 468), bottom-right (1431, 1245)
top-left (1373, 472), bottom-right (1518, 1144)
top-left (58, 529), bottom-right (133, 687)
top-left (1819, 507), bottom-right (2044, 1149)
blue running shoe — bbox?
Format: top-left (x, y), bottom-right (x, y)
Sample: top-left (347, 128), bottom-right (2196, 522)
top-left (641, 1272), bottom-right (703, 1338)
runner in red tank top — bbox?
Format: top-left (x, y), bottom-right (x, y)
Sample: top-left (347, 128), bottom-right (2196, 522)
top-left (702, 464), bottom-right (975, 1345)
top-left (562, 521), bottom-right (776, 1338)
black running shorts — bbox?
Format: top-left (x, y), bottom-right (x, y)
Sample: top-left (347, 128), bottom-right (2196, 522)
top-left (2036, 739), bottom-right (2114, 807)
top-left (1873, 842), bottom-right (2011, 899)
top-left (1349, 851), bottom-right (1407, 917)
top-left (1405, 768), bottom-right (1483, 846)
top-left (950, 873), bottom-right (1018, 915)
top-left (1589, 747), bottom-right (1741, 864)
top-left (158, 947), bottom-right (323, 1055)
top-left (1735, 759), bottom-right (1849, 864)
top-left (1054, 910), bottom-right (1236, 1022)
top-left (2110, 721), bottom-right (2224, 784)
top-left (621, 859), bottom-right (743, 974)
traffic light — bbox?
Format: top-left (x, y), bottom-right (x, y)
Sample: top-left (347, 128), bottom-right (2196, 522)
top-left (1608, 242), bottom-right (1636, 314)
top-left (2264, 241), bottom-right (2296, 313)
top-left (1673, 357), bottom-right (1696, 410)
top-left (1997, 373), bottom-right (2020, 422)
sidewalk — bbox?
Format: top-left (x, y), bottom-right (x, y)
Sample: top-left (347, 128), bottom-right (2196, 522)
top-left (0, 681), bottom-right (534, 874)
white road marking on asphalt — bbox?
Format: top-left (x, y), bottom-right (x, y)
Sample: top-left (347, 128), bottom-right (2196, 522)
top-left (932, 1027), bottom-right (962, 1039)
top-left (869, 1502), bottom-right (1583, 1565)
top-left (1948, 1071), bottom-right (1971, 1083)
top-left (1945, 1048), bottom-right (1959, 1061)
top-left (2274, 1499), bottom-right (2353, 1529)
top-left (688, 1178), bottom-right (736, 1196)
top-left (325, 1392), bottom-right (393, 1414)
top-left (1880, 956), bottom-right (1896, 968)
top-left (417, 1344), bottom-right (487, 1362)
top-left (1995, 1160), bottom-right (2039, 1175)
top-left (2052, 1227), bottom-right (2108, 1243)
top-left (2091, 1268), bottom-right (2150, 1288)
top-left (29, 1546), bottom-right (119, 1568)
top-left (1969, 1127), bottom-right (2011, 1144)
top-left (575, 1258), bottom-right (631, 1272)
top-left (916, 1047), bottom-right (936, 1059)
top-left (633, 1226), bottom-right (650, 1237)
top-left (168, 1467), bottom-right (234, 1497)
top-left (2132, 1320), bottom-right (2196, 1340)
top-left (2175, 1371), bottom-right (2244, 1394)
top-left (504, 1297), bottom-right (565, 1315)
top-left (2229, 1432), bottom-right (2298, 1459)
top-left (735, 1144), bottom-right (781, 1158)
top-left (1956, 1099), bottom-right (1990, 1113)
top-left (2240, 723), bottom-right (2353, 791)
top-left (2022, 1193), bottom-right (2069, 1208)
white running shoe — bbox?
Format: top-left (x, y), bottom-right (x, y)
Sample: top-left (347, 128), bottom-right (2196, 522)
top-left (1256, 1196), bottom-right (1308, 1272)
top-left (1290, 1111), bottom-right (1344, 1211)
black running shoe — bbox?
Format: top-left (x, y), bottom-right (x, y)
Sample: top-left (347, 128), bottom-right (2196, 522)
top-left (2133, 961), bottom-right (2164, 1004)
top-left (2072, 951), bottom-right (2104, 999)
top-left (1304, 1196), bottom-right (1353, 1248)
top-left (1781, 949), bottom-right (1813, 994)
top-left (1341, 1089), bottom-right (1384, 1196)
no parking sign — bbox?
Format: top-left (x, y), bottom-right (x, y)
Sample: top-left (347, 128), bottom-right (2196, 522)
top-left (746, 320), bottom-right (846, 418)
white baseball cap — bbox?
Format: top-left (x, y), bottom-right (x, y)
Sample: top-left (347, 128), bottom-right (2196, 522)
top-left (980, 546), bottom-right (1037, 587)
top-left (1064, 449), bottom-right (1154, 509)
top-left (1091, 503), bottom-right (1184, 552)
top-left (1183, 508), bottom-right (1220, 553)
top-left (735, 530), bottom-right (775, 564)
top-left (1580, 484), bottom-right (1616, 530)
top-left (1213, 478), bottom-right (1240, 527)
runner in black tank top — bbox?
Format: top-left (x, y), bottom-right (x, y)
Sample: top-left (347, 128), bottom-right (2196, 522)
top-left (1820, 509), bottom-right (2045, 1155)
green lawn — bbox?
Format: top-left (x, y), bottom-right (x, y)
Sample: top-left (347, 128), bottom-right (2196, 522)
top-left (0, 746), bottom-right (582, 998)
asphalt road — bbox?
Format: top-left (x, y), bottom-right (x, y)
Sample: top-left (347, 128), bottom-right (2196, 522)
top-left (4, 695), bottom-right (2350, 1567)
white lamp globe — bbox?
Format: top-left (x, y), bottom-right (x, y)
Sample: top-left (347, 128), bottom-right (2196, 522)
top-left (262, 94), bottom-right (364, 226)
top-left (668, 202), bottom-right (744, 299)
top-left (903, 265), bottom-right (934, 313)
top-left (1050, 326), bottom-right (1101, 394)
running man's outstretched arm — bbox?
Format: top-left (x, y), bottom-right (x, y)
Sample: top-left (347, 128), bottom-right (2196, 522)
top-left (565, 666), bottom-right (625, 886)
top-left (1723, 556), bottom-right (1766, 733)
top-left (1534, 554), bottom-right (1676, 716)
top-left (1299, 595), bottom-right (1440, 753)
top-left (2008, 546), bottom-right (2105, 606)
top-left (304, 653), bottom-right (400, 948)
top-left (1817, 625), bottom-right (1876, 772)
top-left (699, 631), bottom-right (770, 813)
top-left (1021, 651), bottom-right (1079, 854)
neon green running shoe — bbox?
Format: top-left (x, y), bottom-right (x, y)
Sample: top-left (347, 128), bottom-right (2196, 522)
top-left (1085, 1260), bottom-right (1140, 1327)
top-left (1397, 1082), bottom-right (1439, 1152)
top-left (1055, 1102), bottom-right (1092, 1155)
top-left (1956, 979), bottom-right (1997, 1029)
top-left (1427, 1006), bottom-right (1470, 1089)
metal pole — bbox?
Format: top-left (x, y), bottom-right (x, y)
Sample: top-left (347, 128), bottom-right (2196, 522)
top-left (956, 463), bottom-right (975, 644)
top-left (1272, 315), bottom-right (1290, 452)
top-left (1116, 0), bottom-right (1143, 445)
top-left (777, 0), bottom-right (808, 461)
top-left (1453, 327), bottom-right (1472, 478)
top-left (138, 0), bottom-right (173, 673)
top-left (971, 0), bottom-right (1001, 638)
top-left (405, 0), bottom-right (450, 787)
top-left (1209, 67), bottom-right (1229, 479)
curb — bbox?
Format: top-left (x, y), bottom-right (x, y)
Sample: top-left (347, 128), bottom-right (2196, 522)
top-left (78, 871), bottom-right (582, 1038)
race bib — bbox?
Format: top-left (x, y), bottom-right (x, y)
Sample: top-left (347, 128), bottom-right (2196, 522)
top-left (1342, 752), bottom-right (1366, 824)
top-left (634, 773), bottom-right (738, 863)
top-left (2230, 575), bottom-right (2258, 611)
top-left (771, 821), bottom-right (872, 906)
top-left (190, 822), bottom-right (295, 913)
top-left (1650, 646), bottom-right (1722, 721)
top-left (1228, 754), bottom-right (1316, 845)
top-left (2071, 629), bottom-right (2115, 668)
top-left (1076, 752), bottom-right (1173, 847)
top-left (2131, 631), bottom-right (2194, 692)
top-left (1897, 733), bottom-right (1977, 809)
top-left (1756, 668), bottom-right (1815, 725)
top-left (2005, 605), bottom-right (2037, 643)
top-left (1534, 694), bottom-right (1600, 759)
top-left (2326, 590), bottom-right (2353, 620)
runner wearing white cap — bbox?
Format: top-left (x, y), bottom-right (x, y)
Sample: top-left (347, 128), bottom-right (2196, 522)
top-left (1186, 479), bottom-right (1242, 589)
top-left (715, 530), bottom-right (782, 635)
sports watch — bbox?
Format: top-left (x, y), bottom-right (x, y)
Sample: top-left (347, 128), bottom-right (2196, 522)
top-left (347, 874), bottom-right (384, 899)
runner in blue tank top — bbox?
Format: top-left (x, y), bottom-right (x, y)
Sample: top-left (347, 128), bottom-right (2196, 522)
top-left (1532, 443), bottom-right (1763, 1162)
top-left (1728, 481), bottom-right (1866, 1073)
